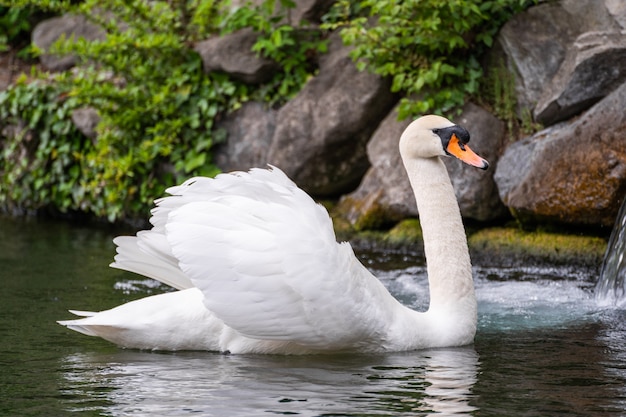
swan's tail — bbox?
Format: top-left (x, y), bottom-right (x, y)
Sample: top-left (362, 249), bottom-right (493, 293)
top-left (57, 321), bottom-right (103, 337)
top-left (57, 310), bottom-right (99, 336)
top-left (57, 289), bottom-right (223, 351)
top-left (57, 310), bottom-right (120, 338)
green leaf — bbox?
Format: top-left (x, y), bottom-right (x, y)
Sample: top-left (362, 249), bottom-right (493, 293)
top-left (184, 152), bottom-right (206, 173)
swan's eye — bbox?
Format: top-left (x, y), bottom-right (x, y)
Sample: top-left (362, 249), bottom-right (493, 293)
top-left (433, 125), bottom-right (472, 160)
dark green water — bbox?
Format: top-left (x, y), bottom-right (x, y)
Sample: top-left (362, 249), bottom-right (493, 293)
top-left (1, 216), bottom-right (625, 416)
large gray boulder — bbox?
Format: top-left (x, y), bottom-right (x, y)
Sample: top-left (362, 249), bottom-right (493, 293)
top-left (32, 14), bottom-right (105, 71)
top-left (494, 81), bottom-right (626, 227)
top-left (265, 33), bottom-right (397, 196)
top-left (534, 31), bottom-right (626, 126)
top-left (496, 2), bottom-right (580, 116)
top-left (194, 28), bottom-right (279, 84)
top-left (213, 101), bottom-right (277, 172)
top-left (337, 103), bottom-right (506, 229)
top-left (496, 0), bottom-right (625, 120)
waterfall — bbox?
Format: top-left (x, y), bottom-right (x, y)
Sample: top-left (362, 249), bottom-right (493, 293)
top-left (595, 197), bottom-right (626, 308)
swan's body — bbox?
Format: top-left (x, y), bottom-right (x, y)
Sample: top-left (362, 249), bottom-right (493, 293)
top-left (59, 115), bottom-right (488, 354)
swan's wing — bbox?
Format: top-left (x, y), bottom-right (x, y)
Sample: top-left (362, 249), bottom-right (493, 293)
top-left (110, 174), bottom-right (223, 290)
top-left (165, 167), bottom-right (403, 350)
top-left (110, 234), bottom-right (193, 290)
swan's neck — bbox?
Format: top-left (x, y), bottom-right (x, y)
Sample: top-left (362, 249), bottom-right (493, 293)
top-left (403, 157), bottom-right (475, 311)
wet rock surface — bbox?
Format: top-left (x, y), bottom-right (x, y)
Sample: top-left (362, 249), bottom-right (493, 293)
top-left (495, 82), bottom-right (626, 227)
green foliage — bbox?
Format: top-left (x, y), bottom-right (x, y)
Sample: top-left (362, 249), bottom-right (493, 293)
top-left (44, 0), bottom-right (247, 221)
top-left (0, 78), bottom-right (85, 214)
top-left (0, 5), bottom-right (41, 54)
top-left (324, 0), bottom-right (535, 119)
top-left (0, 0), bottom-right (70, 52)
top-left (479, 58), bottom-right (542, 139)
top-left (0, 0), bottom-right (325, 221)
top-left (490, 62), bottom-right (517, 121)
top-left (482, 59), bottom-right (517, 131)
top-left (221, 0), bottom-right (327, 101)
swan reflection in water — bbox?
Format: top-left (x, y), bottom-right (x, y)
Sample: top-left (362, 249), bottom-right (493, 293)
top-left (60, 347), bottom-right (479, 416)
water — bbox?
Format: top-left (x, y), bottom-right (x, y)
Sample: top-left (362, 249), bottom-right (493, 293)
top-left (1, 216), bottom-right (625, 416)
top-left (596, 197), bottom-right (626, 308)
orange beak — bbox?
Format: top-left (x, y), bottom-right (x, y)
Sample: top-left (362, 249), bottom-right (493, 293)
top-left (446, 134), bottom-right (489, 170)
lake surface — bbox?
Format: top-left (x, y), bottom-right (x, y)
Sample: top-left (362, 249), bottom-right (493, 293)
top-left (1, 216), bottom-right (625, 416)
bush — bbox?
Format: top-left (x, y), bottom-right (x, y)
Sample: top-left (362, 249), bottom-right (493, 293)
top-left (0, 77), bottom-right (84, 215)
top-left (0, 5), bottom-right (34, 52)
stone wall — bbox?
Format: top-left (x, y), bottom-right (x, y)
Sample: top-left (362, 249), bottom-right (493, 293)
top-left (12, 0), bottom-right (626, 229)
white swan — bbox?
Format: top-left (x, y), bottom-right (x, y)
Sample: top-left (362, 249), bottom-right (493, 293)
top-left (58, 115), bottom-right (489, 354)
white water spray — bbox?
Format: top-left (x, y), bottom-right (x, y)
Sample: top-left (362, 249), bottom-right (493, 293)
top-left (596, 198), bottom-right (626, 308)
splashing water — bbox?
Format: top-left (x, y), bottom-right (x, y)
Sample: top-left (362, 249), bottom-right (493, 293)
top-left (596, 198), bottom-right (626, 308)
top-left (365, 260), bottom-right (598, 332)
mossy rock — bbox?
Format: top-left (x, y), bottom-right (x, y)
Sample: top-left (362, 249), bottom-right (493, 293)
top-left (468, 227), bottom-right (607, 267)
top-left (332, 194), bottom-right (393, 232)
top-left (339, 218), bottom-right (424, 254)
top-left (332, 206), bottom-right (607, 269)
top-left (385, 218), bottom-right (423, 246)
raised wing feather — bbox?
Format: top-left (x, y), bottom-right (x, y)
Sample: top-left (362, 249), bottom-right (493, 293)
top-left (165, 167), bottom-right (403, 350)
top-left (111, 234), bottom-right (193, 290)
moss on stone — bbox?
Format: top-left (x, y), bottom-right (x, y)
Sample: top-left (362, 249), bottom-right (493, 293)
top-left (468, 227), bottom-right (607, 266)
top-left (330, 202), bottom-right (607, 268)
top-left (385, 218), bottom-right (423, 245)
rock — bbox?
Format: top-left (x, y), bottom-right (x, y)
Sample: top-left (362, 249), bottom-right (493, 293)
top-left (496, 2), bottom-right (580, 116)
top-left (1, 121), bottom-right (35, 165)
top-left (213, 101), bottom-right (277, 172)
top-left (560, 0), bottom-right (623, 31)
top-left (561, 0), bottom-right (624, 31)
top-left (336, 105), bottom-right (413, 230)
top-left (494, 81), bottom-right (626, 228)
top-left (496, 0), bottom-right (625, 118)
top-left (607, 0), bottom-right (626, 29)
top-left (289, 0), bottom-right (335, 24)
top-left (194, 28), bottom-right (280, 84)
top-left (0, 51), bottom-right (32, 91)
top-left (534, 31), bottom-right (626, 126)
top-left (266, 32), bottom-right (397, 196)
top-left (71, 107), bottom-right (100, 140)
top-left (32, 14), bottom-right (105, 72)
top-left (231, 0), bottom-right (334, 25)
top-left (337, 103), bottom-right (506, 229)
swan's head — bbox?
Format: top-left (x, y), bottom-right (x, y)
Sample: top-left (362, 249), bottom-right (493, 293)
top-left (399, 115), bottom-right (489, 170)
